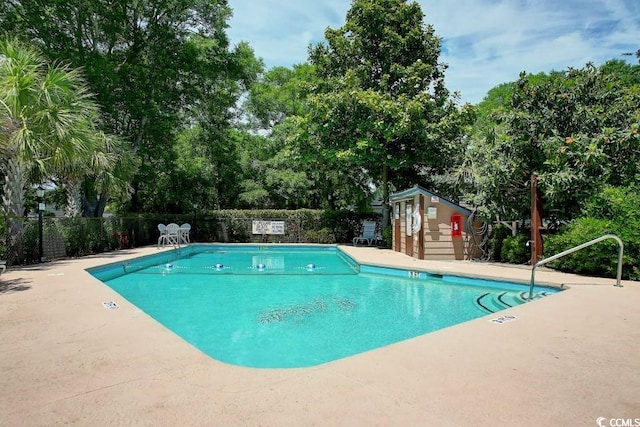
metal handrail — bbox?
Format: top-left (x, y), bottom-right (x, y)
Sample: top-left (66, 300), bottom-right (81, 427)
top-left (529, 234), bottom-right (624, 299)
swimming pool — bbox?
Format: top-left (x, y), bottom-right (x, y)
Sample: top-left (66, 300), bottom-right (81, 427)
top-left (89, 245), bottom-right (558, 368)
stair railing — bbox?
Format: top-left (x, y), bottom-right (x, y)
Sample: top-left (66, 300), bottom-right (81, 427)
top-left (529, 234), bottom-right (623, 299)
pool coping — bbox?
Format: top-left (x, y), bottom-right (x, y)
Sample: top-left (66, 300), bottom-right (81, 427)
top-left (86, 243), bottom-right (567, 290)
top-left (1, 244), bottom-right (639, 425)
top-left (87, 243), bottom-right (566, 290)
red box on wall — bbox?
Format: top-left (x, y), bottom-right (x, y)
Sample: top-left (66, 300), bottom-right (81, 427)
top-left (450, 214), bottom-right (462, 237)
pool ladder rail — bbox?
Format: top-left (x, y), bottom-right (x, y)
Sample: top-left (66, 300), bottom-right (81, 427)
top-left (529, 234), bottom-right (623, 299)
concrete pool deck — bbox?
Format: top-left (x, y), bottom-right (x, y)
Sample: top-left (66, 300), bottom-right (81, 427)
top-left (1, 245), bottom-right (638, 426)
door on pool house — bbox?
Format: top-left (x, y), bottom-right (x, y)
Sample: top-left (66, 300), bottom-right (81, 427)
top-left (393, 202), bottom-right (401, 252)
top-left (405, 203), bottom-right (413, 257)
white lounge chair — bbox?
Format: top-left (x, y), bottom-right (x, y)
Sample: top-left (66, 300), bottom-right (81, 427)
top-left (353, 221), bottom-right (377, 246)
top-left (0, 260), bottom-right (6, 276)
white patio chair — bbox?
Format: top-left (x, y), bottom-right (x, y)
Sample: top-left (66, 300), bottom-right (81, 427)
top-left (157, 223), bottom-right (167, 248)
top-left (179, 223), bottom-right (191, 244)
top-left (0, 260), bottom-right (6, 276)
top-left (164, 223), bottom-right (181, 246)
top-left (353, 221), bottom-right (377, 246)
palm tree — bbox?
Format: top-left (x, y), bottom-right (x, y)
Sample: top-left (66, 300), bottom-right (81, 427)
top-left (57, 131), bottom-right (134, 218)
top-left (58, 130), bottom-right (114, 217)
top-left (0, 39), bottom-right (106, 254)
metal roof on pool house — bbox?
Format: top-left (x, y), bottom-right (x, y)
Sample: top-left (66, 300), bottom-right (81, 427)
top-left (389, 186), bottom-right (472, 215)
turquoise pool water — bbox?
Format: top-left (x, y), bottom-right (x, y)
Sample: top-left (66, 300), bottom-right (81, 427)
top-left (89, 245), bottom-right (557, 368)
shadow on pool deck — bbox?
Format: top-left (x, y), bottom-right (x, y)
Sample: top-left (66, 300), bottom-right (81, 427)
top-left (1, 244), bottom-right (638, 426)
top-left (0, 276), bottom-right (32, 294)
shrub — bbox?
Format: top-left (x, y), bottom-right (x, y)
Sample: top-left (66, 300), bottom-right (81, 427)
top-left (500, 233), bottom-right (530, 264)
top-left (487, 224), bottom-right (513, 261)
top-left (305, 228), bottom-right (336, 244)
top-left (0, 216), bottom-right (6, 260)
top-left (382, 226), bottom-right (392, 248)
top-left (544, 186), bottom-right (640, 280)
top-left (2, 209), bottom-right (385, 266)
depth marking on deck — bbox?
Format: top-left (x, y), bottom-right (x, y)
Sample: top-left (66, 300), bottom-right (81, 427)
top-left (490, 315), bottom-right (517, 324)
top-left (102, 301), bottom-right (119, 310)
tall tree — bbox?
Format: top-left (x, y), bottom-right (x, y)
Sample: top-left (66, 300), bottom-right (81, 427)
top-left (241, 64), bottom-right (318, 205)
top-left (56, 132), bottom-right (133, 217)
top-left (184, 36), bottom-right (262, 210)
top-left (1, 0), bottom-right (259, 213)
top-left (308, 0), bottom-right (472, 225)
top-left (461, 61), bottom-right (640, 221)
top-left (0, 39), bottom-right (111, 254)
top-left (240, 63), bottom-right (365, 210)
top-left (236, 118), bottom-right (313, 209)
top-left (246, 64), bottom-right (315, 131)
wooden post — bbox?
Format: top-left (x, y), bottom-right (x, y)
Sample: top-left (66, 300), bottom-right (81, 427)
top-left (418, 195), bottom-right (424, 259)
top-left (530, 175), bottom-right (544, 265)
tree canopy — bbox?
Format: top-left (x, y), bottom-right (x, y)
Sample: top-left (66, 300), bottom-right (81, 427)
top-left (0, 39), bottom-right (115, 219)
top-left (1, 0), bottom-right (639, 235)
top-left (0, 0), bottom-right (261, 214)
top-left (307, 0), bottom-right (474, 224)
top-left (460, 61), bottom-right (640, 221)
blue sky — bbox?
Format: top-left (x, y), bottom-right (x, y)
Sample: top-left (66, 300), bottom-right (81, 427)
top-left (225, 0), bottom-right (640, 104)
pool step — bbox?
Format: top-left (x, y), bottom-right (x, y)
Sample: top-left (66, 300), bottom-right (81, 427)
top-left (476, 291), bottom-right (550, 314)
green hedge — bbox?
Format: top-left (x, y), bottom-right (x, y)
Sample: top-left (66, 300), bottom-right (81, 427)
top-left (2, 209), bottom-right (383, 265)
top-left (501, 233), bottom-right (530, 264)
top-left (486, 224), bottom-right (530, 264)
top-left (544, 186), bottom-right (640, 280)
top-left (487, 224), bottom-right (512, 262)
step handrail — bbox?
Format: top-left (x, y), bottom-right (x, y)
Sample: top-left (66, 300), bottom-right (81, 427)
top-left (529, 234), bottom-right (623, 299)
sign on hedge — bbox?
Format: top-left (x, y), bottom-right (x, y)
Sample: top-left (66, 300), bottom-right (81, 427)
top-left (252, 220), bottom-right (285, 235)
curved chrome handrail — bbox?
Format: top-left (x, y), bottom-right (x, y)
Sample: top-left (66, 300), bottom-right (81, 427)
top-left (529, 234), bottom-right (623, 299)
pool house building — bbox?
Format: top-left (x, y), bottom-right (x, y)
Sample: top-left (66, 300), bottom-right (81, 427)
top-left (390, 186), bottom-right (478, 261)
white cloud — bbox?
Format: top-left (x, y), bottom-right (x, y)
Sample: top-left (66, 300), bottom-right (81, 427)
top-left (226, 0), bottom-right (349, 66)
top-left (422, 0), bottom-right (640, 101)
top-left (226, 0), bottom-right (640, 104)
